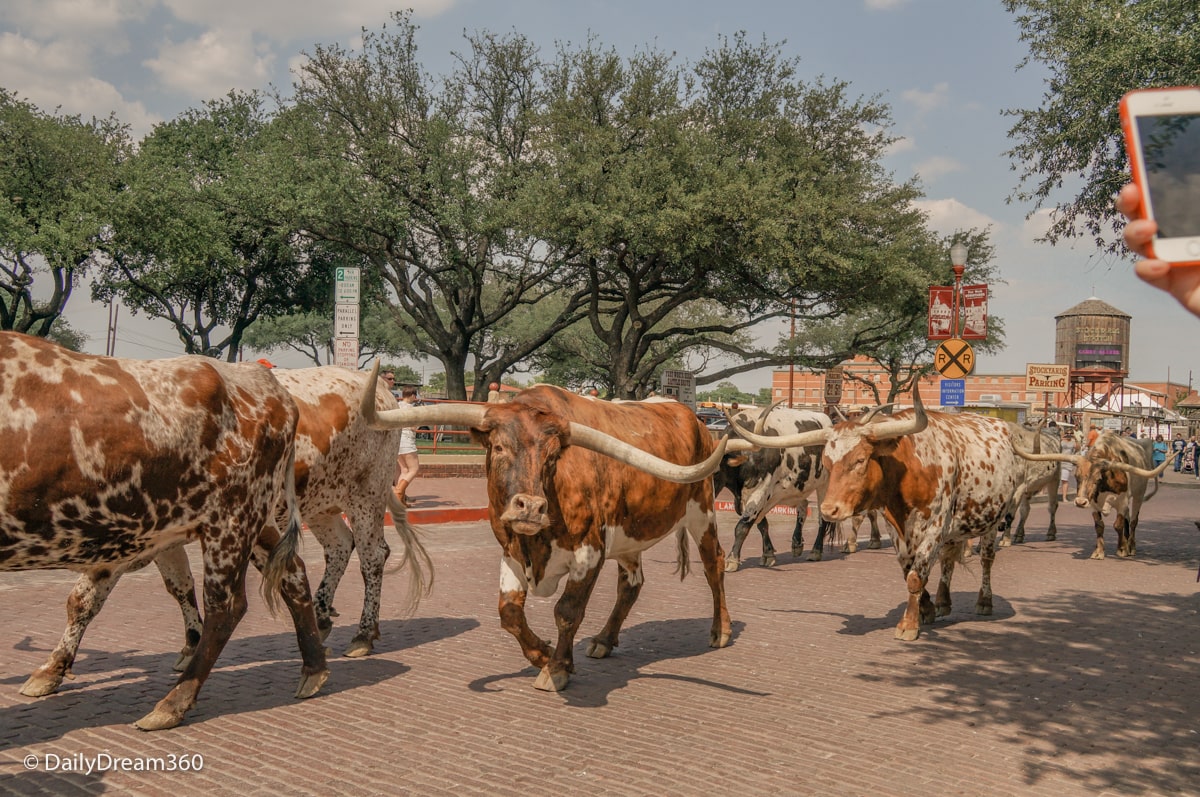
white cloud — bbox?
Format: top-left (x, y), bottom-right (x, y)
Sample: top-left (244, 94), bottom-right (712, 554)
top-left (901, 81), bottom-right (949, 114)
top-left (912, 197), bottom-right (997, 237)
top-left (144, 27), bottom-right (275, 100)
top-left (160, 0), bottom-right (457, 42)
top-left (884, 135), bottom-right (915, 157)
top-left (913, 155), bottom-right (963, 182)
top-left (0, 0), bottom-right (153, 41)
top-left (0, 31), bottom-right (158, 131)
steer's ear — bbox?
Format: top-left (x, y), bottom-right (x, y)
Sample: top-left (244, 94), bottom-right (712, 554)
top-left (724, 453), bottom-right (748, 468)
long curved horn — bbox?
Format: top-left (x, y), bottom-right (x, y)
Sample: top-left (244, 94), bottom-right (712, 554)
top-left (753, 400), bottom-right (786, 434)
top-left (858, 403), bottom-right (896, 424)
top-left (861, 383), bottom-right (927, 441)
top-left (1100, 458), bottom-right (1173, 479)
top-left (359, 362), bottom-right (489, 430)
top-left (568, 423), bottom-right (733, 483)
top-left (1012, 444), bottom-right (1085, 468)
top-left (725, 421), bottom-right (828, 450)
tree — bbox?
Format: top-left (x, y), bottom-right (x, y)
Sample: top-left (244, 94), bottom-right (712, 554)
top-left (95, 91), bottom-right (319, 360)
top-left (1003, 0), bottom-right (1200, 250)
top-left (533, 33), bottom-right (950, 398)
top-left (0, 90), bottom-right (128, 336)
top-left (276, 13), bottom-right (590, 399)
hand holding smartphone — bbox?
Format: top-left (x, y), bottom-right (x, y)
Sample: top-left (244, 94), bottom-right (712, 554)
top-left (1120, 86), bottom-right (1200, 266)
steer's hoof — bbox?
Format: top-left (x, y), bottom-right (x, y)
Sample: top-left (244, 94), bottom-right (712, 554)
top-left (19, 671), bottom-right (63, 698)
top-left (1090, 551), bottom-right (1105, 560)
top-left (724, 558), bottom-right (741, 573)
top-left (173, 651), bottom-right (194, 672)
top-left (710, 628), bottom-right (731, 649)
top-left (868, 539), bottom-right (881, 550)
top-left (791, 545), bottom-right (804, 558)
top-left (998, 537), bottom-right (1011, 548)
top-left (1046, 532), bottom-right (1057, 542)
top-left (762, 553), bottom-right (777, 568)
top-left (533, 666), bottom-right (569, 692)
top-left (134, 707), bottom-right (184, 732)
top-left (975, 602), bottom-right (993, 616)
top-left (894, 626), bottom-right (920, 641)
top-left (807, 550), bottom-right (823, 562)
top-left (295, 668), bottom-right (329, 699)
top-left (343, 637), bottom-right (373, 658)
top-left (587, 639), bottom-right (612, 659)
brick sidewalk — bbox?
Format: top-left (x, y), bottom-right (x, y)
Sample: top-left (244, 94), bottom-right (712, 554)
top-left (1, 484), bottom-right (1198, 796)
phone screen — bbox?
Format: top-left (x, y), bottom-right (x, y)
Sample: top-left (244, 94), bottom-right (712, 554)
top-left (1135, 112), bottom-right (1200, 238)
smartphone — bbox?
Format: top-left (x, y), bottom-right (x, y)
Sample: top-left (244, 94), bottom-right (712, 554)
top-left (1120, 87), bottom-right (1200, 265)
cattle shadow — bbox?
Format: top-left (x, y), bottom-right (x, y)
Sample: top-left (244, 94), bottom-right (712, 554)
top-left (848, 589), bottom-right (1200, 795)
top-left (0, 772), bottom-right (106, 796)
top-left (465, 617), bottom-right (766, 707)
top-left (0, 616), bottom-right (477, 751)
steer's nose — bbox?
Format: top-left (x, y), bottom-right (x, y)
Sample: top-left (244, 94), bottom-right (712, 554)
top-left (820, 502), bottom-right (848, 522)
top-left (502, 493), bottom-right (550, 534)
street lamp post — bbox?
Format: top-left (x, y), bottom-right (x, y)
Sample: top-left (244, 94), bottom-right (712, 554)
top-left (949, 242), bottom-right (969, 339)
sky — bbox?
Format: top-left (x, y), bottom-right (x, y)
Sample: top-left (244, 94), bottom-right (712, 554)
top-left (3, 0), bottom-right (1195, 392)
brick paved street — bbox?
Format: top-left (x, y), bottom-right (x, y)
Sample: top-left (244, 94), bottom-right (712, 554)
top-left (1, 480), bottom-right (1198, 796)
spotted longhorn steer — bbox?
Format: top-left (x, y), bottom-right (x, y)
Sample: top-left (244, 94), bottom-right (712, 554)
top-left (361, 366), bottom-right (746, 692)
top-left (32, 367), bottom-right (434, 684)
top-left (733, 385), bottom-right (1025, 641)
top-left (714, 406), bottom-right (880, 571)
top-left (998, 422), bottom-right (1061, 547)
top-left (0, 332), bottom-right (328, 730)
top-left (1015, 431), bottom-right (1169, 559)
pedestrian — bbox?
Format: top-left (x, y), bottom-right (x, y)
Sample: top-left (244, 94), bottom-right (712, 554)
top-left (381, 370), bottom-right (397, 397)
top-left (1153, 434), bottom-right (1168, 471)
top-left (1059, 431), bottom-right (1076, 501)
top-left (1188, 436), bottom-right (1200, 477)
top-left (1172, 433), bottom-right (1186, 472)
top-left (394, 385), bottom-right (421, 507)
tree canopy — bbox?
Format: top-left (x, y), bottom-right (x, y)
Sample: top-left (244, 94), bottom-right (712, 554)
top-left (1004, 0), bottom-right (1200, 251)
top-left (0, 90), bottom-right (127, 337)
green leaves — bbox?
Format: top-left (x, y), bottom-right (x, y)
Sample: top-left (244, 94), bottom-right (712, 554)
top-left (1004, 0), bottom-right (1200, 250)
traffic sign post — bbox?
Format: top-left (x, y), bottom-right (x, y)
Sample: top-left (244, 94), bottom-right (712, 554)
top-left (333, 266), bottom-right (361, 369)
top-left (934, 338), bottom-right (974, 378)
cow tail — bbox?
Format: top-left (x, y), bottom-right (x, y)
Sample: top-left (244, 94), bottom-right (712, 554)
top-left (383, 490), bottom-right (435, 615)
top-left (261, 445), bottom-right (303, 617)
top-left (675, 528), bottom-right (691, 579)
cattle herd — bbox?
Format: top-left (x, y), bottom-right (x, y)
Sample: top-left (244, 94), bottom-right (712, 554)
top-left (0, 332), bottom-right (1174, 729)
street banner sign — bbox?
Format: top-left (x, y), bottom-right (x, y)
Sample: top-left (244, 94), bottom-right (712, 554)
top-left (927, 286), bottom-right (953, 339)
top-left (934, 338), bottom-right (974, 378)
top-left (940, 379), bottom-right (965, 407)
top-left (959, 284), bottom-right (988, 340)
top-left (1026, 363), bottom-right (1070, 393)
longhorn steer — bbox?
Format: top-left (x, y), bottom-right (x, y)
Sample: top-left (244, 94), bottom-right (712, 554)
top-left (733, 386), bottom-right (1024, 641)
top-left (0, 332), bottom-right (328, 730)
top-left (1015, 432), bottom-right (1169, 559)
top-left (998, 423), bottom-right (1061, 546)
top-left (715, 406), bottom-right (879, 571)
top-left (361, 367), bottom-right (745, 691)
top-left (29, 366), bottom-right (434, 688)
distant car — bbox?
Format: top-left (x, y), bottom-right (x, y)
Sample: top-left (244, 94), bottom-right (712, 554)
top-left (695, 408), bottom-right (729, 431)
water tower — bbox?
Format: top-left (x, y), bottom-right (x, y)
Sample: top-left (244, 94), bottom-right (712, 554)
top-left (1055, 297), bottom-right (1130, 412)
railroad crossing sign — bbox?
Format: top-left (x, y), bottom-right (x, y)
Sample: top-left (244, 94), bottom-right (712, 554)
top-left (934, 338), bottom-right (974, 378)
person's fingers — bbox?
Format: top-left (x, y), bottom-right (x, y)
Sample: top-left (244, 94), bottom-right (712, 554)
top-left (1116, 183), bottom-right (1142, 219)
top-left (1124, 218), bottom-right (1158, 255)
top-left (1134, 257), bottom-right (1172, 286)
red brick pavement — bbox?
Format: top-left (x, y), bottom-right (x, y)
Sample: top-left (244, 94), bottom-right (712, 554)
top-left (1, 481), bottom-right (1199, 796)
